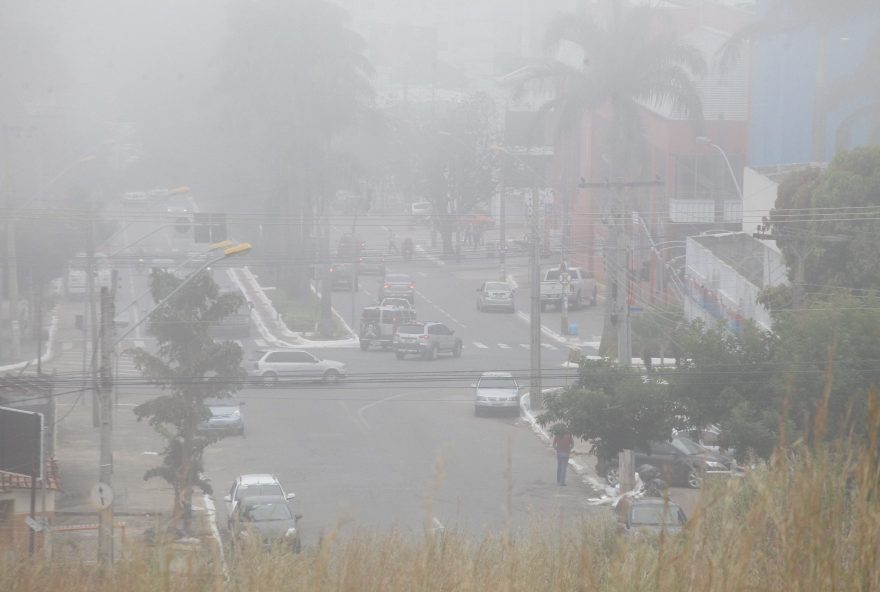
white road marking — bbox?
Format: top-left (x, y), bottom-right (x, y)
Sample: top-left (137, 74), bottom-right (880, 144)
top-left (415, 289), bottom-right (466, 329)
top-left (541, 343), bottom-right (557, 350)
top-left (498, 343), bottom-right (511, 349)
top-left (416, 271), bottom-right (427, 277)
top-left (519, 344), bottom-right (530, 350)
top-left (62, 342), bottom-right (73, 351)
top-left (357, 390), bottom-right (427, 430)
top-left (254, 339), bottom-right (268, 347)
top-left (515, 311), bottom-right (571, 345)
top-left (415, 245), bottom-right (445, 267)
top-left (472, 342), bottom-right (489, 349)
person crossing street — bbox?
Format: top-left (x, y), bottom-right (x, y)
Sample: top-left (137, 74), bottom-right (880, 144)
top-left (552, 427), bottom-right (575, 486)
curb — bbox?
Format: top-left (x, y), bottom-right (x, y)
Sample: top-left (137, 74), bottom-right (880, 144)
top-left (0, 308), bottom-right (59, 374)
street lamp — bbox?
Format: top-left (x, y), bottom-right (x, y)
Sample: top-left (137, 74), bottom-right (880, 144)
top-left (696, 136), bottom-right (743, 199)
top-left (113, 242), bottom-right (252, 345)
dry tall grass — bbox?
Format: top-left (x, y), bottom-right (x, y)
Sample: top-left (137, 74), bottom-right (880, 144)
top-left (4, 435), bottom-right (878, 592)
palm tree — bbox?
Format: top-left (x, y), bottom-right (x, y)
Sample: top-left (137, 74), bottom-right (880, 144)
top-left (214, 0), bottom-right (374, 298)
top-left (514, 4), bottom-right (706, 359)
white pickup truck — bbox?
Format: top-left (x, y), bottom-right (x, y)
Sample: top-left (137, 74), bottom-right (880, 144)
top-left (540, 266), bottom-right (598, 311)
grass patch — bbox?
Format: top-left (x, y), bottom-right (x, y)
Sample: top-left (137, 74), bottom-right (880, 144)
top-left (5, 431), bottom-right (880, 591)
top-left (264, 287), bottom-right (348, 340)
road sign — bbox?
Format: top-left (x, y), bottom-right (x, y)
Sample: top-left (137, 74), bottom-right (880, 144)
top-left (90, 482), bottom-right (114, 510)
top-left (560, 272), bottom-right (571, 285)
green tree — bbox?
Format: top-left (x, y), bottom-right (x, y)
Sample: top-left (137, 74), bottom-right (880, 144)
top-left (131, 269), bottom-right (245, 534)
top-left (538, 358), bottom-right (679, 462)
top-left (769, 146), bottom-right (880, 296)
top-left (516, 4), bottom-right (705, 359)
top-left (214, 0), bottom-right (373, 298)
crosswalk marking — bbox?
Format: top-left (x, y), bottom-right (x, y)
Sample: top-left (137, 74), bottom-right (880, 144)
top-left (519, 344), bottom-right (530, 350)
top-left (498, 343), bottom-right (511, 349)
top-left (472, 342), bottom-right (488, 349)
top-left (254, 339), bottom-right (268, 347)
top-left (541, 343), bottom-right (558, 350)
top-left (62, 342), bottom-right (73, 351)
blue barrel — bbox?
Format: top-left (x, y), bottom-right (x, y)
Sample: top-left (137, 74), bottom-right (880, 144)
top-left (568, 322), bottom-right (578, 336)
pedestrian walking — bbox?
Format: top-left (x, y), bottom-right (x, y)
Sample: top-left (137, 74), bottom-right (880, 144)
top-left (387, 229), bottom-right (400, 255)
top-left (552, 427), bottom-right (575, 486)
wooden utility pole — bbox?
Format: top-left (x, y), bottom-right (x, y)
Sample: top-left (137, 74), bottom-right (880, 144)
top-left (97, 276), bottom-right (116, 566)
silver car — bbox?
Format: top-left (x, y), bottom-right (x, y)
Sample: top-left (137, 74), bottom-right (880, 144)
top-left (476, 281), bottom-right (515, 312)
top-left (473, 371), bottom-right (520, 416)
top-left (197, 398), bottom-right (245, 436)
top-left (249, 349), bottom-right (346, 385)
top-left (378, 273), bottom-right (415, 303)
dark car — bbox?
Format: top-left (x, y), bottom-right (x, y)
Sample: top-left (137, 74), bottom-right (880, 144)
top-left (229, 495), bottom-right (302, 552)
top-left (596, 435), bottom-right (735, 489)
top-left (357, 252), bottom-right (386, 275)
top-left (197, 398), bottom-right (245, 436)
top-left (328, 263), bottom-right (358, 291)
top-left (614, 498), bottom-right (687, 535)
top-left (378, 273), bottom-right (415, 303)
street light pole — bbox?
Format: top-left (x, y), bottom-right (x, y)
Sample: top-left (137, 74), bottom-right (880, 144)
top-left (696, 136), bottom-right (742, 224)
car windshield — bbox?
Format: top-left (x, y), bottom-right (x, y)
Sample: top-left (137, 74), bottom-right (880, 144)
top-left (398, 324), bottom-right (424, 334)
top-left (672, 435), bottom-right (705, 455)
top-left (631, 505), bottom-right (683, 526)
top-left (244, 502), bottom-right (292, 522)
top-left (362, 309), bottom-right (380, 321)
top-left (239, 483), bottom-right (283, 498)
top-left (485, 282), bottom-right (510, 291)
top-left (479, 376), bottom-right (518, 390)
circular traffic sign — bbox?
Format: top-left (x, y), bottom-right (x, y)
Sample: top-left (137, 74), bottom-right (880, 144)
top-left (90, 482), bottom-right (114, 510)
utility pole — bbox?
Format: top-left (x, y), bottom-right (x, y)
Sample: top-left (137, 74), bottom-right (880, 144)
top-left (87, 220), bottom-right (100, 427)
top-left (97, 274), bottom-right (116, 566)
top-left (529, 181), bottom-right (542, 403)
top-left (499, 184), bottom-right (507, 282)
top-left (580, 178), bottom-right (663, 367)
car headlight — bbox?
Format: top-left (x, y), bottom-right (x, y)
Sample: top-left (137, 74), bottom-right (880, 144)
top-left (285, 528), bottom-right (298, 538)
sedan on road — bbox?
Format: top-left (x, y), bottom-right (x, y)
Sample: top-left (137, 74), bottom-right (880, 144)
top-left (473, 371), bottom-right (520, 416)
top-left (223, 473), bottom-right (296, 528)
top-left (229, 495), bottom-right (302, 552)
top-left (357, 252), bottom-right (386, 275)
top-left (249, 349), bottom-right (347, 385)
top-left (476, 281), bottom-right (516, 313)
top-left (197, 398), bottom-right (245, 436)
top-left (378, 273), bottom-right (415, 304)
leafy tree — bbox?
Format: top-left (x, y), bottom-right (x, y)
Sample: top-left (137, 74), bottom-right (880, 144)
top-left (131, 269), bottom-right (245, 533)
top-left (538, 359), bottom-right (679, 462)
top-left (769, 146), bottom-right (880, 295)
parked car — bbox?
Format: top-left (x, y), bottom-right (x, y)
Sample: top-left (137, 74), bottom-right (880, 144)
top-left (357, 252), bottom-right (386, 275)
top-left (328, 263), bottom-right (358, 290)
top-left (223, 473), bottom-right (295, 529)
top-left (197, 398), bottom-right (245, 436)
top-left (473, 371), bottom-right (520, 416)
top-left (248, 349), bottom-right (347, 385)
top-left (596, 434), bottom-right (735, 489)
top-left (614, 497), bottom-right (687, 536)
top-left (394, 321), bottom-right (462, 360)
top-left (230, 495), bottom-right (302, 552)
top-left (359, 305), bottom-right (416, 351)
top-left (476, 281), bottom-right (516, 313)
top-left (378, 273), bottom-right (415, 303)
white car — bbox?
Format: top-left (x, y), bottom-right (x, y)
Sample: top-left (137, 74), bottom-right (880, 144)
top-left (248, 349), bottom-right (346, 385)
top-left (476, 281), bottom-right (515, 313)
top-left (223, 473), bottom-right (295, 529)
top-left (473, 371), bottom-right (521, 416)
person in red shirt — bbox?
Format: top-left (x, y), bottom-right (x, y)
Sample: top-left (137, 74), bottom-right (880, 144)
top-left (552, 427), bottom-right (575, 486)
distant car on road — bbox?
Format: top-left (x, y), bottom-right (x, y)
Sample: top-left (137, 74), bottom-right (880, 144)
top-left (197, 398), bottom-right (245, 436)
top-left (380, 297), bottom-right (416, 316)
top-left (410, 201), bottom-right (433, 223)
top-left (223, 473), bottom-right (295, 529)
top-left (357, 252), bottom-right (386, 276)
top-left (328, 263), bottom-right (358, 291)
top-left (614, 497), bottom-right (687, 536)
top-left (476, 281), bottom-right (516, 313)
top-left (248, 349), bottom-right (346, 385)
top-left (337, 233), bottom-right (366, 259)
top-left (359, 305), bottom-right (416, 351)
top-left (473, 371), bottom-right (520, 416)
top-left (378, 273), bottom-right (415, 304)
top-left (394, 321), bottom-right (462, 360)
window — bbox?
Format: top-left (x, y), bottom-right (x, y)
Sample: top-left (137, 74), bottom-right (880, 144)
top-left (245, 502), bottom-right (292, 522)
top-left (398, 324), bottom-right (424, 334)
top-left (290, 352), bottom-right (315, 363)
top-left (265, 352), bottom-right (288, 363)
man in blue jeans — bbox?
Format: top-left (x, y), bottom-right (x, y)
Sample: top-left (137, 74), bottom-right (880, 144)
top-left (553, 427), bottom-right (575, 486)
